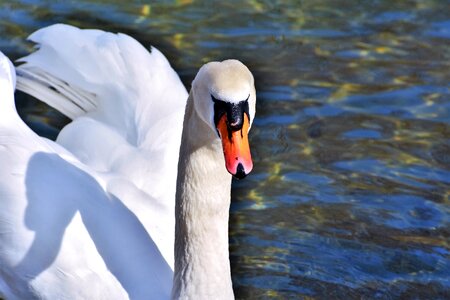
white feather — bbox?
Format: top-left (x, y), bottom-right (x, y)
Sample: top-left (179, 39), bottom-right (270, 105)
top-left (0, 24), bottom-right (188, 299)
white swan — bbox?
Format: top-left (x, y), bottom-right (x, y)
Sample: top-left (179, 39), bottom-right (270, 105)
top-left (0, 24), bottom-right (256, 299)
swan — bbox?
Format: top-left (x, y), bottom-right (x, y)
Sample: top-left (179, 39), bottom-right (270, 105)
top-left (0, 24), bottom-right (256, 299)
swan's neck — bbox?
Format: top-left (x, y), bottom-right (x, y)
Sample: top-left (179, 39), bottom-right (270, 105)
top-left (172, 93), bottom-right (234, 299)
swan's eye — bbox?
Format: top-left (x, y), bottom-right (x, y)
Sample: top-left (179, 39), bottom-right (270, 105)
top-left (211, 95), bottom-right (227, 128)
top-left (211, 95), bottom-right (249, 132)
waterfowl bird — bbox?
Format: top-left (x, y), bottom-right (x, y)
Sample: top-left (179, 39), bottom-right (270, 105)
top-left (0, 24), bottom-right (256, 299)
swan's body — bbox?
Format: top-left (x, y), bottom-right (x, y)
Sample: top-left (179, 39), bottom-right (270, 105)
top-left (0, 24), bottom-right (255, 299)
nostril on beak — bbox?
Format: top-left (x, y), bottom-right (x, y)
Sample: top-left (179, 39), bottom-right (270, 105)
top-left (233, 163), bottom-right (247, 180)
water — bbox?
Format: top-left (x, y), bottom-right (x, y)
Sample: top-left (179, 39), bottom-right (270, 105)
top-left (1, 1), bottom-right (449, 299)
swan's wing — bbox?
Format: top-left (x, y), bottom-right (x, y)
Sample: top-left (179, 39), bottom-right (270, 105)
top-left (16, 24), bottom-right (188, 268)
top-left (1, 51), bottom-right (173, 299)
top-left (17, 24), bottom-right (188, 193)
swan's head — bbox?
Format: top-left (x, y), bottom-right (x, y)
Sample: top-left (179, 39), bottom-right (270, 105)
top-left (192, 59), bottom-right (256, 179)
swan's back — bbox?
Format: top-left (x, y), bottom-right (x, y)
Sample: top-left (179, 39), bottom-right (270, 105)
top-left (0, 24), bottom-right (188, 299)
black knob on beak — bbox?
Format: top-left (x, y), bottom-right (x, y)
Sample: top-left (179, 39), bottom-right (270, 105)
top-left (212, 95), bottom-right (250, 133)
top-left (228, 104), bottom-right (244, 131)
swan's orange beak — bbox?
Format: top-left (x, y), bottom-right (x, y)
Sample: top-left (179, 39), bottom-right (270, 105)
top-left (216, 113), bottom-right (253, 179)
